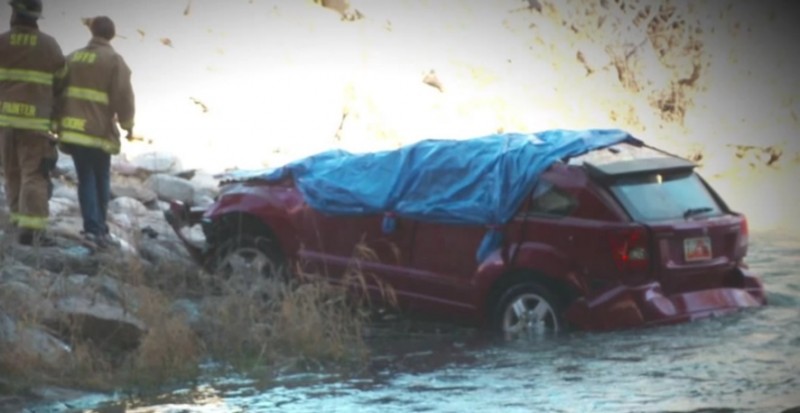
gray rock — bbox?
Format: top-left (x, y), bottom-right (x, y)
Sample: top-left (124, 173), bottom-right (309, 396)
top-left (27, 386), bottom-right (93, 406)
top-left (87, 275), bottom-right (138, 310)
top-left (63, 245), bottom-right (92, 260)
top-left (17, 326), bottom-right (72, 366)
top-left (110, 212), bottom-right (134, 232)
top-left (0, 312), bottom-right (14, 343)
top-left (185, 224), bottom-right (206, 244)
top-left (190, 171), bottom-right (220, 195)
top-left (0, 263), bottom-right (32, 283)
top-left (174, 169), bottom-right (196, 180)
top-left (111, 233), bottom-right (138, 256)
top-left (145, 174), bottom-right (195, 204)
top-left (111, 181), bottom-right (158, 205)
top-left (49, 197), bottom-right (77, 217)
top-left (131, 152), bottom-right (183, 175)
top-left (25, 386), bottom-right (92, 410)
top-left (54, 297), bottom-right (147, 351)
top-left (111, 155), bottom-right (141, 176)
top-left (171, 299), bottom-right (202, 329)
top-left (0, 312), bottom-right (72, 367)
top-left (141, 209), bottom-right (174, 233)
top-left (5, 239), bottom-right (79, 274)
top-left (139, 241), bottom-right (186, 265)
top-left (54, 155), bottom-right (77, 182)
top-left (0, 281), bottom-right (57, 321)
top-left (48, 274), bottom-right (142, 316)
top-left (52, 184), bottom-right (79, 203)
top-left (47, 274), bottom-right (90, 300)
top-left (192, 194), bottom-right (215, 208)
top-left (109, 196), bottom-right (148, 216)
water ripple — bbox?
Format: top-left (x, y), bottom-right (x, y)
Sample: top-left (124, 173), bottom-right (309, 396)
top-left (55, 233), bottom-right (800, 413)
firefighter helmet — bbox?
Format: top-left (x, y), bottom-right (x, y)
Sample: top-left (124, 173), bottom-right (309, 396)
top-left (8, 0), bottom-right (43, 19)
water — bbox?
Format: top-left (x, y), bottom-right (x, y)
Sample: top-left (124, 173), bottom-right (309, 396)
top-left (29, 231), bottom-right (800, 413)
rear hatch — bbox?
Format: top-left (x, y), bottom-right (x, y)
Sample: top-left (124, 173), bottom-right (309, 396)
top-left (586, 156), bottom-right (749, 295)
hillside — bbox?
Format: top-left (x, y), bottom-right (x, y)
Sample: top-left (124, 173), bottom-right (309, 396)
top-left (35, 0), bottom-right (800, 232)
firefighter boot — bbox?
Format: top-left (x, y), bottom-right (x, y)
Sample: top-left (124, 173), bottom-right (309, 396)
top-left (18, 228), bottom-right (57, 247)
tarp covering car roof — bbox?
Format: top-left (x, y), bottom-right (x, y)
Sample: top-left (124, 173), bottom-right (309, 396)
top-left (229, 129), bottom-right (633, 260)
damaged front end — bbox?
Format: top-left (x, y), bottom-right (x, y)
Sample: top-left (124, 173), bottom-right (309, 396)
top-left (163, 200), bottom-right (210, 265)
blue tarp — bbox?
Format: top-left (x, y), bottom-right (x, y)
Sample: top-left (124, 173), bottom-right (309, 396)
top-left (229, 129), bottom-right (632, 261)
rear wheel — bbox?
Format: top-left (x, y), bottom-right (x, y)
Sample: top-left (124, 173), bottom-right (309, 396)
top-left (209, 235), bottom-right (285, 295)
top-left (492, 281), bottom-right (565, 339)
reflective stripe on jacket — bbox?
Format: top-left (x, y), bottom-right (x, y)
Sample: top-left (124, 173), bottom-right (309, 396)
top-left (56, 37), bottom-right (135, 155)
top-left (59, 130), bottom-right (120, 153)
top-left (0, 25), bottom-right (66, 132)
top-left (10, 212), bottom-right (48, 230)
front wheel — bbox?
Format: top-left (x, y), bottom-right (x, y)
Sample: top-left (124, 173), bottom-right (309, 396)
top-left (208, 235), bottom-right (285, 295)
top-left (492, 281), bottom-right (565, 339)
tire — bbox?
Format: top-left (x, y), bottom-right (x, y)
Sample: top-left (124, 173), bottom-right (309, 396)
top-left (209, 235), bottom-right (285, 294)
top-left (492, 281), bottom-right (565, 338)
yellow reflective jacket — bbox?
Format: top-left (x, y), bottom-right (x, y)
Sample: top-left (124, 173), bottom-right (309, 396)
top-left (0, 24), bottom-right (66, 132)
top-left (56, 37), bottom-right (135, 155)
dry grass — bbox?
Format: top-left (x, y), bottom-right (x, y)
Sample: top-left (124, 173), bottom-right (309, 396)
top-left (271, 277), bottom-right (368, 363)
top-left (0, 223), bottom-right (385, 394)
top-left (197, 242), bottom-right (392, 373)
top-left (122, 287), bottom-right (202, 389)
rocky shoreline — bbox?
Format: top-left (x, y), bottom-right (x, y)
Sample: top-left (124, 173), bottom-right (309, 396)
top-left (0, 151), bottom-right (222, 407)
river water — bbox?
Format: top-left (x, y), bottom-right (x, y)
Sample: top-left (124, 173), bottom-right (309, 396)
top-left (28, 230), bottom-right (800, 413)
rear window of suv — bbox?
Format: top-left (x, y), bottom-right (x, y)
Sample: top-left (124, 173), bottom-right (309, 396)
top-left (610, 172), bottom-right (722, 222)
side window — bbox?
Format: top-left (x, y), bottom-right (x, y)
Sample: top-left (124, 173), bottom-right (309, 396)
top-left (526, 181), bottom-right (578, 217)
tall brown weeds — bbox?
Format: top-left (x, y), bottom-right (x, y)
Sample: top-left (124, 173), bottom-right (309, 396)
top-left (0, 228), bottom-right (390, 393)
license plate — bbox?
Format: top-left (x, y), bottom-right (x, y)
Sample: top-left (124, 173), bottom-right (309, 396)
top-left (684, 236), bottom-right (712, 262)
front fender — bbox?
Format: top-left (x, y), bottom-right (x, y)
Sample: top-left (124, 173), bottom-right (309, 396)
top-left (204, 183), bottom-right (304, 259)
top-left (206, 183), bottom-right (296, 218)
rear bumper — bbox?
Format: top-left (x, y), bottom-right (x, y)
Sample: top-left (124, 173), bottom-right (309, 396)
top-left (565, 268), bottom-right (766, 331)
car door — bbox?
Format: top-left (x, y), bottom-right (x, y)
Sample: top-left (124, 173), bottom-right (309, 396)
top-left (396, 219), bottom-right (487, 316)
top-left (398, 171), bottom-right (582, 318)
top-left (515, 168), bottom-right (594, 271)
top-left (520, 167), bottom-right (626, 288)
top-left (293, 204), bottom-right (414, 300)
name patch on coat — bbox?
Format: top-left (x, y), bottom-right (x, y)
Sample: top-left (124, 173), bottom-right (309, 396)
top-left (9, 33), bottom-right (38, 46)
top-left (71, 51), bottom-right (97, 64)
top-left (61, 117), bottom-right (87, 131)
top-left (0, 101), bottom-right (36, 116)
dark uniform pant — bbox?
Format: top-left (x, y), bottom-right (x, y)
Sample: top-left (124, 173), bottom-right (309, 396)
top-left (68, 144), bottom-right (111, 236)
top-left (0, 128), bottom-right (56, 230)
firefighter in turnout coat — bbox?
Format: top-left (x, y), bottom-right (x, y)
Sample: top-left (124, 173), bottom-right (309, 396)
top-left (0, 0), bottom-right (66, 246)
top-left (57, 16), bottom-right (135, 246)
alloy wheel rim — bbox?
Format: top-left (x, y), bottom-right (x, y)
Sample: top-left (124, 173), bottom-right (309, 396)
top-left (222, 247), bottom-right (271, 273)
top-left (217, 246), bottom-right (277, 293)
top-left (502, 292), bottom-right (558, 336)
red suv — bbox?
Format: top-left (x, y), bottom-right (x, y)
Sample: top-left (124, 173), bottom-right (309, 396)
top-left (166, 131), bottom-right (766, 335)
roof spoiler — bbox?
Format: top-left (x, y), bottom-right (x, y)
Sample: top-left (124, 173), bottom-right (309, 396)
top-left (585, 156), bottom-right (697, 181)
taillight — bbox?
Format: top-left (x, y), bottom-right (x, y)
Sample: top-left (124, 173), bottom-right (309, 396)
top-left (608, 227), bottom-right (651, 273)
top-left (739, 216), bottom-right (749, 248)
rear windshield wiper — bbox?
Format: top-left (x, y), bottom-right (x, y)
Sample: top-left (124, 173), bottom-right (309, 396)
top-left (684, 207), bottom-right (713, 219)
